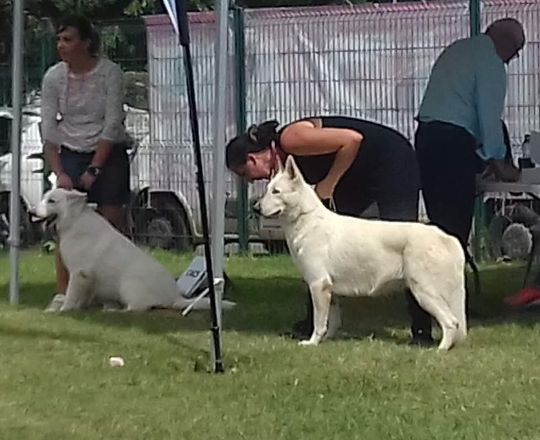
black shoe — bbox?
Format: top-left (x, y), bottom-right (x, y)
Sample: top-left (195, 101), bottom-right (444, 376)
top-left (466, 307), bottom-right (485, 319)
top-left (280, 319), bottom-right (312, 340)
top-left (409, 333), bottom-right (435, 347)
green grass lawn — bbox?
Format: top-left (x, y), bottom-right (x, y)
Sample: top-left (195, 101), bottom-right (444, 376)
top-left (0, 250), bottom-right (539, 439)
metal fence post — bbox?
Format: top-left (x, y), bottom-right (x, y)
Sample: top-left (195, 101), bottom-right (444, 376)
top-left (233, 6), bottom-right (249, 253)
top-left (470, 0), bottom-right (486, 261)
top-left (470, 0), bottom-right (481, 36)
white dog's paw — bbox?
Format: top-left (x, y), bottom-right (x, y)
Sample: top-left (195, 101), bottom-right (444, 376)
top-left (44, 294), bottom-right (66, 313)
top-left (125, 304), bottom-right (152, 312)
top-left (298, 339), bottom-right (320, 346)
top-left (103, 305), bottom-right (123, 312)
top-left (58, 300), bottom-right (82, 312)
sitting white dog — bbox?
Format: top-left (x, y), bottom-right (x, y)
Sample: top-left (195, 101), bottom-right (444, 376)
top-left (33, 188), bottom-right (231, 313)
top-left (256, 156), bottom-right (467, 350)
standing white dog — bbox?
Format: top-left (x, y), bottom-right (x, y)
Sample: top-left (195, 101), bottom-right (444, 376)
top-left (256, 156), bottom-right (467, 350)
top-left (33, 188), bottom-right (233, 312)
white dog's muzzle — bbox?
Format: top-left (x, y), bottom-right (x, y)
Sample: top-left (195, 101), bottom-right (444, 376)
top-left (29, 210), bottom-right (58, 228)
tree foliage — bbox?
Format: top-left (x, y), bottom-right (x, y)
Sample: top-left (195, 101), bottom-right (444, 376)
top-left (0, 0), bottom-right (418, 104)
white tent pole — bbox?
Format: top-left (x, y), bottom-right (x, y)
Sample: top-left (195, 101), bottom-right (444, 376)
top-left (9, 0), bottom-right (25, 305)
top-left (210, 0), bottom-right (229, 328)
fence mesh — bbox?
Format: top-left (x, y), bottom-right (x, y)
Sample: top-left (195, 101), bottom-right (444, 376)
top-left (1, 1), bottom-right (539, 256)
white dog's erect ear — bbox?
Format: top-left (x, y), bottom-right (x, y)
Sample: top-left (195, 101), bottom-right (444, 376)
top-left (275, 153), bottom-right (284, 174)
top-left (284, 155), bottom-right (302, 181)
top-left (67, 189), bottom-right (88, 201)
top-left (269, 153), bottom-right (283, 180)
top-left (285, 155), bottom-right (296, 179)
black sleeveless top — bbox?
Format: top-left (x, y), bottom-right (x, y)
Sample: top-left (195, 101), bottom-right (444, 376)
top-left (276, 116), bottom-right (416, 191)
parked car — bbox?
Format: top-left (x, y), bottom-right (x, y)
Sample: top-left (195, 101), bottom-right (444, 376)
top-left (0, 104), bottom-right (46, 247)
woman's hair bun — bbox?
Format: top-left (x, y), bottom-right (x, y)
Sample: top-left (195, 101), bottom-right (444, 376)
top-left (253, 120), bottom-right (279, 147)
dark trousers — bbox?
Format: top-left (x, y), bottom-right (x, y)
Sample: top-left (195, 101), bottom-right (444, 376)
top-left (414, 121), bottom-right (482, 249)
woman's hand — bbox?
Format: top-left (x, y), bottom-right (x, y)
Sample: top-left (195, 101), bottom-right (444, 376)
top-left (56, 172), bottom-right (73, 190)
top-left (486, 159), bottom-right (521, 182)
top-left (79, 171), bottom-right (97, 191)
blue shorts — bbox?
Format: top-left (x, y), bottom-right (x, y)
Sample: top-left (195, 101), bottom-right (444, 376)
top-left (60, 144), bottom-right (130, 206)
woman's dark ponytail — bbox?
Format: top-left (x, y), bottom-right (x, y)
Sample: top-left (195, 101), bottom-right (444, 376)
top-left (256, 120), bottom-right (280, 147)
top-left (226, 120), bottom-right (280, 169)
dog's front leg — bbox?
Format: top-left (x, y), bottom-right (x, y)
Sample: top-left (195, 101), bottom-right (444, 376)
top-left (299, 278), bottom-right (332, 346)
top-left (60, 269), bottom-right (93, 312)
top-left (325, 297), bottom-right (342, 340)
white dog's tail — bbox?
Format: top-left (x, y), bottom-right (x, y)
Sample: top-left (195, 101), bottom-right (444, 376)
top-left (173, 296), bottom-right (236, 312)
top-left (449, 285), bottom-right (468, 343)
top-left (446, 239), bottom-right (468, 344)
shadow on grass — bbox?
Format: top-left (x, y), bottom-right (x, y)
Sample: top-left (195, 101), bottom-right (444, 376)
top-left (0, 263), bottom-right (538, 346)
top-left (0, 322), bottom-right (101, 343)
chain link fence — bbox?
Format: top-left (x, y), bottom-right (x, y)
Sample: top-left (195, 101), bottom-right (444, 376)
top-left (1, 1), bottom-right (539, 257)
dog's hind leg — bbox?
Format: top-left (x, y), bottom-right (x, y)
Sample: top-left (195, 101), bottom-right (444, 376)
top-left (410, 289), bottom-right (460, 351)
top-left (119, 279), bottom-right (159, 312)
top-left (299, 278), bottom-right (332, 346)
top-left (60, 270), bottom-right (93, 312)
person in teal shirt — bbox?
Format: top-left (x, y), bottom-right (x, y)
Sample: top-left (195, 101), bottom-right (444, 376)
top-left (415, 18), bottom-right (524, 252)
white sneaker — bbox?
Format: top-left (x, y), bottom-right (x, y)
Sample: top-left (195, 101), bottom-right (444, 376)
top-left (45, 294), bottom-right (66, 312)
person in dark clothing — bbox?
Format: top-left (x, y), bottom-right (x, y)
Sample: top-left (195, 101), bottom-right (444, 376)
top-left (415, 19), bottom-right (524, 251)
top-left (225, 115), bottom-right (434, 346)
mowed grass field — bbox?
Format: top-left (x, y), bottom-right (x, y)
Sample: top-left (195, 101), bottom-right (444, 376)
top-left (0, 250), bottom-right (539, 439)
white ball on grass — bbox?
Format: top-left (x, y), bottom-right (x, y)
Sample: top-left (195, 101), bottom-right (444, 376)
top-left (109, 356), bottom-right (125, 367)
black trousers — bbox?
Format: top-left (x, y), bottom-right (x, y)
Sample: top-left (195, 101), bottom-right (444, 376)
top-left (414, 121), bottom-right (483, 249)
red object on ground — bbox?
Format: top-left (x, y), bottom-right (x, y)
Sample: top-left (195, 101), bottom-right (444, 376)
top-left (505, 287), bottom-right (540, 308)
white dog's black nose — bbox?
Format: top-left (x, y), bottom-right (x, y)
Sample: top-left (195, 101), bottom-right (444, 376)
top-left (27, 209), bottom-right (43, 224)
